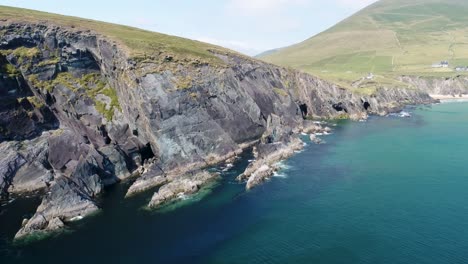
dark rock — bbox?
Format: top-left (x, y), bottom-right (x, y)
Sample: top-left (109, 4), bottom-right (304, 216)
top-left (363, 101), bottom-right (371, 110)
top-left (332, 102), bottom-right (348, 112)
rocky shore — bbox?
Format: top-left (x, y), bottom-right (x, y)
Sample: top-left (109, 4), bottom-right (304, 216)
top-left (0, 19), bottom-right (436, 239)
top-left (429, 94), bottom-right (468, 100)
top-left (148, 171), bottom-right (219, 208)
top-left (236, 121), bottom-right (332, 190)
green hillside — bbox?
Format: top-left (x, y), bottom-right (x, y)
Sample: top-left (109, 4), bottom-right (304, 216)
top-left (0, 5), bottom-right (233, 64)
top-left (260, 0), bottom-right (468, 90)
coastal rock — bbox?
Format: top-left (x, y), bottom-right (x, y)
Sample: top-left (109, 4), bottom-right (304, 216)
top-left (148, 171), bottom-right (219, 208)
top-left (246, 164), bottom-right (278, 190)
top-left (0, 142), bottom-right (26, 200)
top-left (309, 134), bottom-right (323, 144)
top-left (46, 217), bottom-right (65, 231)
top-left (0, 20), bottom-right (436, 238)
top-left (8, 132), bottom-right (54, 194)
top-left (125, 164), bottom-right (167, 196)
top-left (15, 177), bottom-right (100, 239)
top-left (238, 137), bottom-right (304, 190)
top-left (399, 76), bottom-right (468, 96)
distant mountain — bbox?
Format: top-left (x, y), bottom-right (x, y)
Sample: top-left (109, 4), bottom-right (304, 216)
top-left (260, 0), bottom-right (468, 85)
top-left (255, 48), bottom-right (282, 58)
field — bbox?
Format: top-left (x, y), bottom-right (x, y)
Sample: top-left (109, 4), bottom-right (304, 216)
top-left (260, 0), bottom-right (468, 89)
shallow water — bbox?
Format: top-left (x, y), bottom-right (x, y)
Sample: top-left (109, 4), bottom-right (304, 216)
top-left (2, 102), bottom-right (468, 263)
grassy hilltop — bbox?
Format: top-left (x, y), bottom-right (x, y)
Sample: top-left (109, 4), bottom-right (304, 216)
top-left (0, 5), bottom-right (233, 64)
top-left (260, 0), bottom-right (468, 91)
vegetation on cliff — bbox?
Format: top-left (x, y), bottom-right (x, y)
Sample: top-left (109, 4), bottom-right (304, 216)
top-left (0, 5), bottom-right (235, 65)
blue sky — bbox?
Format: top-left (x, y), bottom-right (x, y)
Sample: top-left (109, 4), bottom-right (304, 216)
top-left (1, 0), bottom-right (378, 55)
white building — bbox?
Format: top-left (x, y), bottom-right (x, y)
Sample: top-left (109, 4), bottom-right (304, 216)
top-left (432, 61), bottom-right (449, 68)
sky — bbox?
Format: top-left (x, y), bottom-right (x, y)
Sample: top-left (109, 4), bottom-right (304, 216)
top-left (1, 0), bottom-right (378, 55)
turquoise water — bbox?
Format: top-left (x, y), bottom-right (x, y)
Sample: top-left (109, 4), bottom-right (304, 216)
top-left (2, 102), bottom-right (468, 263)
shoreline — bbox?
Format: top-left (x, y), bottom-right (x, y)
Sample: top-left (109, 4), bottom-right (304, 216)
top-left (429, 94), bottom-right (468, 100)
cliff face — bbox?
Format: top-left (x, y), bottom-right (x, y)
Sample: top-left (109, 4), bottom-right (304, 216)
top-left (399, 76), bottom-right (468, 96)
top-left (0, 22), bottom-right (434, 238)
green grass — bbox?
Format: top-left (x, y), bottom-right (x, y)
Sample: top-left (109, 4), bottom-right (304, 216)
top-left (37, 58), bottom-right (60, 67)
top-left (0, 47), bottom-right (41, 65)
top-left (0, 5), bottom-right (237, 65)
top-left (28, 71), bottom-right (121, 120)
top-left (174, 76), bottom-right (193, 90)
top-left (260, 0), bottom-right (468, 90)
top-left (273, 88), bottom-right (289, 97)
top-left (26, 96), bottom-right (44, 108)
top-left (0, 63), bottom-right (20, 77)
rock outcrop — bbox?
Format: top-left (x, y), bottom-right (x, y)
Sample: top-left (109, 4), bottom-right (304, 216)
top-left (0, 21), bottom-right (436, 238)
top-left (236, 120), bottom-right (332, 190)
top-left (148, 171), bottom-right (219, 208)
top-left (399, 75), bottom-right (468, 96)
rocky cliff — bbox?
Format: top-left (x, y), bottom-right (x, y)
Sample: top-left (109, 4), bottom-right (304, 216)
top-left (0, 20), bottom-right (435, 239)
top-left (399, 75), bottom-right (468, 96)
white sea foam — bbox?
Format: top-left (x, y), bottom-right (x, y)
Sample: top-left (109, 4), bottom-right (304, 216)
top-left (399, 111), bottom-right (411, 118)
top-left (276, 161), bottom-right (292, 170)
top-left (222, 164), bottom-right (233, 172)
top-left (177, 193), bottom-right (189, 200)
top-left (388, 111), bottom-right (412, 118)
top-left (70, 216), bottom-right (84, 221)
top-left (440, 99), bottom-right (468, 103)
top-left (273, 172), bottom-right (287, 178)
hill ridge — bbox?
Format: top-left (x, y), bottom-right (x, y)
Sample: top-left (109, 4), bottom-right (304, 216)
top-left (260, 0), bottom-right (468, 88)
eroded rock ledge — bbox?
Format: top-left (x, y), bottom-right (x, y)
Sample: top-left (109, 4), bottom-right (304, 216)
top-left (148, 171), bottom-right (219, 208)
top-left (0, 21), bottom-right (436, 239)
top-left (236, 118), bottom-right (332, 190)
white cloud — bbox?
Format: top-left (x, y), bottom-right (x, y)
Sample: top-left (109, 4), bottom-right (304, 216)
top-left (194, 37), bottom-right (265, 56)
top-left (227, 0), bottom-right (307, 15)
top-left (228, 0), bottom-right (377, 15)
top-left (218, 0), bottom-right (380, 55)
top-left (336, 0), bottom-right (378, 8)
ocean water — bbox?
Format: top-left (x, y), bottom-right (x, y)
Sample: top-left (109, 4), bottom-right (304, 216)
top-left (1, 102), bottom-right (468, 263)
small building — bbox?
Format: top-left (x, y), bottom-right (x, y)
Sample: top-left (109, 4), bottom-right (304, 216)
top-left (455, 66), bottom-right (468, 72)
top-left (432, 61), bottom-right (449, 68)
top-left (366, 73), bottom-right (374, 80)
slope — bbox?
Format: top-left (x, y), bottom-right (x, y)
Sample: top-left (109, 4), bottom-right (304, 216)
top-left (260, 0), bottom-right (468, 89)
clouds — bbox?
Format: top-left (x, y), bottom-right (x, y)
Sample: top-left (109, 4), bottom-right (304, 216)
top-left (228, 0), bottom-right (377, 15)
top-left (227, 0), bottom-right (308, 15)
top-left (336, 0), bottom-right (378, 8)
top-left (2, 0), bottom-right (380, 57)
top-left (221, 0), bottom-right (379, 54)
top-left (194, 37), bottom-right (264, 55)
